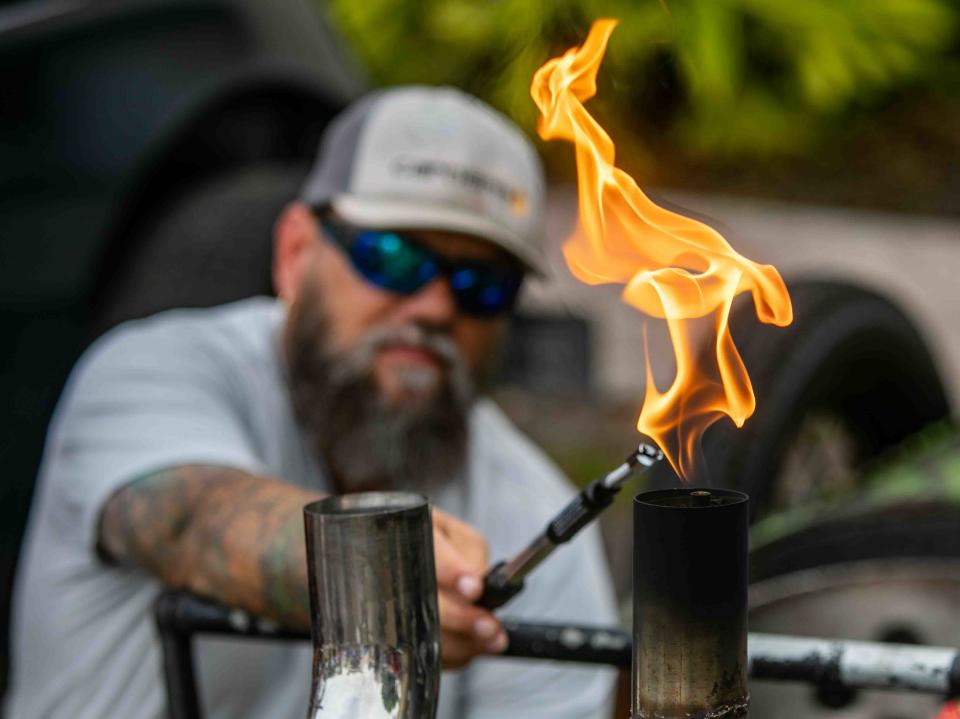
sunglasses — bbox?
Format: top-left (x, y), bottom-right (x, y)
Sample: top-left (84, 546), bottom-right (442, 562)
top-left (318, 214), bottom-right (524, 317)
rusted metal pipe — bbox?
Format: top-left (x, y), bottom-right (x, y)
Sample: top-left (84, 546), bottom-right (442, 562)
top-left (303, 492), bottom-right (440, 719)
top-left (749, 634), bottom-right (960, 695)
top-left (632, 488), bottom-right (750, 718)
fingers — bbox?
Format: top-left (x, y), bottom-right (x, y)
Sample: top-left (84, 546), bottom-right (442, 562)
top-left (431, 509), bottom-right (505, 669)
top-left (438, 591), bottom-right (508, 669)
top-left (432, 509), bottom-right (489, 601)
top-left (433, 509), bottom-right (489, 572)
top-left (437, 590), bottom-right (502, 640)
top-left (433, 529), bottom-right (484, 600)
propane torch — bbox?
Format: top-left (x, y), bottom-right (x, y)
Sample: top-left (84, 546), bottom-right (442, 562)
top-left (478, 441), bottom-right (663, 609)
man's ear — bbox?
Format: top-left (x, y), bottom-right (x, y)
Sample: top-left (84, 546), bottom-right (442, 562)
top-left (273, 202), bottom-right (317, 304)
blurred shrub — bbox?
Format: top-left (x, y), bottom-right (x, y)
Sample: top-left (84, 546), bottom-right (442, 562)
top-left (327, 0), bottom-right (957, 157)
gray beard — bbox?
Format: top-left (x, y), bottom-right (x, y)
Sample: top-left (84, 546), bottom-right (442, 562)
top-left (283, 282), bottom-right (474, 495)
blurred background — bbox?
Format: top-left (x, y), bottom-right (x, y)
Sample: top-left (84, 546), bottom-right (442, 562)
top-left (2, 0), bottom-right (960, 716)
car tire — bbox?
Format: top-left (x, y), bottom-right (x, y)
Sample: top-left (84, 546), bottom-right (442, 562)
top-left (748, 500), bottom-right (960, 718)
top-left (750, 500), bottom-right (960, 582)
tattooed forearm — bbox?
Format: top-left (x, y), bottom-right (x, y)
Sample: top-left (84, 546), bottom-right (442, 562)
top-left (98, 466), bottom-right (321, 628)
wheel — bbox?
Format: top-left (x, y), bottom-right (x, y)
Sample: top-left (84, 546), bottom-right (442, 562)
top-left (89, 163), bottom-right (308, 337)
top-left (748, 499), bottom-right (960, 718)
top-left (652, 279), bottom-right (951, 521)
top-left (750, 559), bottom-right (960, 719)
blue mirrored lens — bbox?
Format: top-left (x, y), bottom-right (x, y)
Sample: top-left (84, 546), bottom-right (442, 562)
top-left (351, 231), bottom-right (438, 293)
top-left (450, 267), bottom-right (521, 315)
top-left (450, 268), bottom-right (477, 291)
top-left (333, 222), bottom-right (522, 316)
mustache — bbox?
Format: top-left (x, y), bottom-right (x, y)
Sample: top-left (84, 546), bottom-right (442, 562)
top-left (333, 324), bottom-right (466, 380)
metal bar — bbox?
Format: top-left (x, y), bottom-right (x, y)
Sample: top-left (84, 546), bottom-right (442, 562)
top-left (155, 592), bottom-right (203, 719)
top-left (155, 593), bottom-right (960, 702)
top-left (749, 634), bottom-right (960, 696)
top-left (154, 592), bottom-right (312, 719)
top-left (156, 591), bottom-right (303, 640)
top-left (505, 620), bottom-right (960, 698)
top-left (500, 620), bottom-right (631, 666)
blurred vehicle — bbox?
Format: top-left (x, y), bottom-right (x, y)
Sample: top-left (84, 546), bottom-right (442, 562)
top-left (527, 190), bottom-right (955, 525)
top-left (748, 427), bottom-right (960, 717)
top-left (0, 0), bottom-right (365, 698)
top-left (1, 0), bottom-right (956, 716)
top-left (694, 276), bottom-right (951, 520)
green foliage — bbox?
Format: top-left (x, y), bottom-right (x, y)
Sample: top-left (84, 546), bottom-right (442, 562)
top-left (327, 0), bottom-right (957, 157)
top-left (750, 420), bottom-right (960, 549)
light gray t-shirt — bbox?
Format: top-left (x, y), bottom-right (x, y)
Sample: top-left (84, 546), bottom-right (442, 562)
top-left (6, 297), bottom-right (617, 719)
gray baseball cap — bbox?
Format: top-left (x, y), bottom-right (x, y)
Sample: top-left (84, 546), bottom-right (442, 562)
top-left (300, 86), bottom-right (546, 274)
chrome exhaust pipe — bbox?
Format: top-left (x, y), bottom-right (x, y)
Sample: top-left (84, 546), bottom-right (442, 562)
top-left (633, 488), bottom-right (750, 718)
top-left (303, 492), bottom-right (440, 718)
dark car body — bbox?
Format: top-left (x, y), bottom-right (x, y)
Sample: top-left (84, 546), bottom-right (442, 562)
top-left (0, 0), bottom-right (364, 697)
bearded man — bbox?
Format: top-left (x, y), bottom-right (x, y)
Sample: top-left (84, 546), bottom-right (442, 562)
top-left (6, 86), bottom-right (617, 718)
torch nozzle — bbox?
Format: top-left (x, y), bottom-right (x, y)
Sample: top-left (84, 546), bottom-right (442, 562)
top-left (601, 441), bottom-right (663, 490)
top-left (632, 441), bottom-right (664, 467)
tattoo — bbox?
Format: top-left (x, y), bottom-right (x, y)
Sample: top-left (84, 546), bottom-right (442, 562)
top-left (98, 466), bottom-right (320, 628)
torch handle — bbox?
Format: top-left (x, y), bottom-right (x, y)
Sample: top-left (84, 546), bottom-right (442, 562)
top-left (477, 475), bottom-right (624, 610)
top-left (546, 477), bottom-right (619, 543)
top-left (477, 444), bottom-right (662, 611)
top-left (477, 561), bottom-right (524, 609)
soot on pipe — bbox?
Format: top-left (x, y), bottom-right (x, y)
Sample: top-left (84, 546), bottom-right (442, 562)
top-left (633, 488), bottom-right (750, 718)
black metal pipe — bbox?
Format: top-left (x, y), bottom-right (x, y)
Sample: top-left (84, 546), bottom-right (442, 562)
top-left (500, 620), bottom-right (631, 667)
top-left (633, 488), bottom-right (750, 718)
top-left (155, 592), bottom-right (202, 719)
top-left (155, 590), bottom-right (304, 640)
top-left (952, 656), bottom-right (960, 699)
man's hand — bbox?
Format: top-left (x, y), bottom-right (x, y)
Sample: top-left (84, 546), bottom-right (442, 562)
top-left (432, 509), bottom-right (507, 669)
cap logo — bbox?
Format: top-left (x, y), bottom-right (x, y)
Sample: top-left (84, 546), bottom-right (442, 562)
top-left (392, 158), bottom-right (529, 217)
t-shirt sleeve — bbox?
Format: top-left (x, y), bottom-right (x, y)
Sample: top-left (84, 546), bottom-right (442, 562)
top-left (41, 321), bottom-right (266, 554)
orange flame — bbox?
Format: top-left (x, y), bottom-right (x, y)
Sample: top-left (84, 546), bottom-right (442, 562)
top-left (531, 19), bottom-right (793, 481)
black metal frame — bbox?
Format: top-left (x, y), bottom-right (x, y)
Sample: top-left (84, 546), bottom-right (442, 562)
top-left (155, 592), bottom-right (310, 719)
top-left (153, 591), bottom-right (632, 718)
top-left (155, 591), bottom-right (960, 718)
